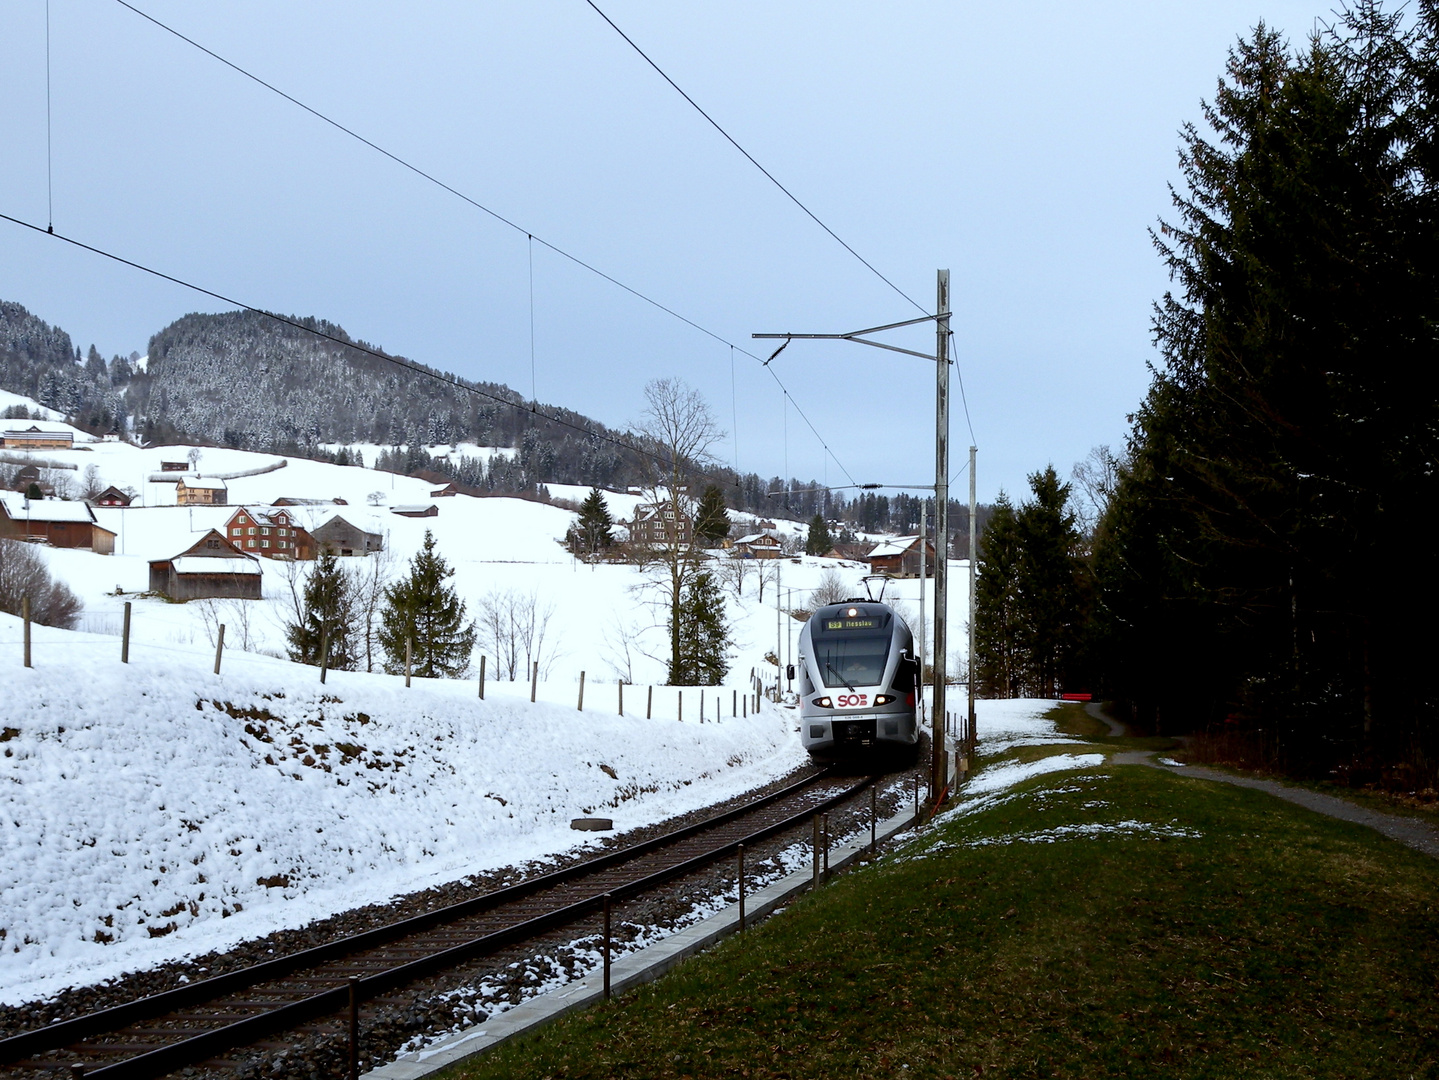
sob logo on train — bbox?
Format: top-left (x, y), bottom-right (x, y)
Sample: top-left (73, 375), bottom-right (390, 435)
top-left (836, 693), bottom-right (868, 707)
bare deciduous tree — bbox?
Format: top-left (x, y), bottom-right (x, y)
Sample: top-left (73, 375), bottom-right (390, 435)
top-left (1070, 444), bottom-right (1122, 538)
top-left (0, 539), bottom-right (82, 628)
top-left (476, 587), bottom-right (561, 680)
top-left (631, 378), bottom-right (725, 683)
top-left (810, 568), bottom-right (851, 609)
top-left (353, 547), bottom-right (394, 672)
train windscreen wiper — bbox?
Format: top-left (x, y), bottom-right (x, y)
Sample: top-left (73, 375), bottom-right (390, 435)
top-left (826, 661), bottom-right (857, 693)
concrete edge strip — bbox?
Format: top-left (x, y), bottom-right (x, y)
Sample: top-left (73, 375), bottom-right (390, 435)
top-left (364, 804), bottom-right (921, 1079)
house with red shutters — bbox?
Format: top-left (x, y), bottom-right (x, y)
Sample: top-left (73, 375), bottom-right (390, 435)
top-left (221, 506), bottom-right (315, 560)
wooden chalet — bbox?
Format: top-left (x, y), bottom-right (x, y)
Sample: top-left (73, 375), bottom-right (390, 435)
top-left (92, 485), bottom-right (133, 507)
top-left (731, 530), bottom-right (782, 559)
top-left (0, 425), bottom-right (73, 450)
top-left (176, 477), bottom-right (228, 506)
top-left (307, 512), bottom-right (385, 556)
top-left (866, 536), bottom-right (937, 578)
top-left (149, 530), bottom-right (261, 601)
top-left (223, 506), bottom-right (314, 560)
top-left (0, 492), bottom-right (115, 553)
top-left (159, 460), bottom-right (189, 472)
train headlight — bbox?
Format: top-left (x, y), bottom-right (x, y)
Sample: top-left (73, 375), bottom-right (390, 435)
top-left (872, 694), bottom-right (895, 706)
top-left (812, 696), bottom-right (833, 708)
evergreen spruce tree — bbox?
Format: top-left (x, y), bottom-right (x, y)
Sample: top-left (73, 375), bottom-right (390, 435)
top-left (973, 494), bottom-right (1023, 697)
top-left (573, 487), bottom-right (614, 560)
top-left (668, 570), bottom-right (731, 685)
top-left (804, 513), bottom-right (833, 556)
top-left (1014, 466), bottom-right (1086, 697)
top-left (378, 530), bottom-right (476, 677)
top-left (286, 550), bottom-right (358, 670)
top-left (694, 484), bottom-right (730, 546)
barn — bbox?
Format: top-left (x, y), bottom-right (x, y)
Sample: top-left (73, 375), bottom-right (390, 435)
top-left (0, 492), bottom-right (116, 553)
top-left (308, 511), bottom-right (385, 556)
top-left (148, 530), bottom-right (262, 600)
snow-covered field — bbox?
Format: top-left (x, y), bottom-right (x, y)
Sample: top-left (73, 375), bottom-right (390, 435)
top-left (1, 393), bottom-right (980, 1006)
top-left (0, 613), bottom-right (809, 1005)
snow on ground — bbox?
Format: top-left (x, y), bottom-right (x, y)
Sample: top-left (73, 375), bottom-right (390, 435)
top-left (0, 613), bottom-right (807, 1005)
top-left (0, 391), bottom-right (65, 424)
top-left (0, 390), bottom-right (986, 1005)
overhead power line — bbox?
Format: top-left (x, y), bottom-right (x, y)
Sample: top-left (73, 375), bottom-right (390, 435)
top-left (0, 210), bottom-right (708, 485)
top-left (107, 0), bottom-right (859, 487)
top-left (582, 0), bottom-right (926, 315)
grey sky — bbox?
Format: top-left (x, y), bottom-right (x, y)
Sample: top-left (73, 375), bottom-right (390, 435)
top-left (1, 1), bottom-right (1329, 503)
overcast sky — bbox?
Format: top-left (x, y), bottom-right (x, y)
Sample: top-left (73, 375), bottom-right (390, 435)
top-left (0, 0), bottom-right (1332, 503)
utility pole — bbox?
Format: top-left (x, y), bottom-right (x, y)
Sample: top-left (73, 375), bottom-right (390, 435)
top-left (753, 267), bottom-right (958, 804)
top-left (967, 444), bottom-right (978, 753)
top-left (775, 558), bottom-right (782, 701)
top-left (918, 500), bottom-right (926, 674)
top-left (932, 270), bottom-right (951, 803)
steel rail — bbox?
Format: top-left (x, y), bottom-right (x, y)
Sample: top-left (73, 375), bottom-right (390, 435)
top-left (3, 769), bottom-right (867, 1077)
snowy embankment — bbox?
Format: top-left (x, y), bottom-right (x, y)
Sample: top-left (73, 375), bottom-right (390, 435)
top-left (0, 614), bottom-right (805, 1006)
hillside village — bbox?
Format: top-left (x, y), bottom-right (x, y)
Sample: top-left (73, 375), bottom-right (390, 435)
top-left (0, 389), bottom-right (967, 687)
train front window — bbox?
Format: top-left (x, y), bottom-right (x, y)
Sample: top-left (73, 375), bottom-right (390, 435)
top-left (815, 636), bottom-right (890, 688)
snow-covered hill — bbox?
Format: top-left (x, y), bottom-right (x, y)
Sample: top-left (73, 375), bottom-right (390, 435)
top-left (1, 390), bottom-right (973, 1004)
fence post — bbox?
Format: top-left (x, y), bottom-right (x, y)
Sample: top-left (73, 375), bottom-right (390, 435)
top-left (319, 626), bottom-right (329, 684)
top-left (822, 813), bottom-right (830, 878)
top-left (213, 624), bottom-right (225, 675)
top-left (121, 601), bottom-right (131, 663)
top-left (678, 690), bottom-right (683, 723)
top-left (478, 655), bottom-right (486, 699)
top-left (738, 844), bottom-right (746, 932)
top-left (22, 596), bottom-right (31, 668)
top-left (531, 661), bottom-right (538, 703)
top-left (602, 893), bottom-right (612, 1000)
top-left (646, 685), bottom-right (653, 719)
top-left (870, 787), bottom-right (877, 852)
top-left (348, 976), bottom-right (360, 1080)
top-left (700, 689), bottom-right (705, 724)
top-left (812, 815), bottom-right (820, 886)
top-left (732, 689), bottom-right (737, 718)
top-left (405, 637), bottom-right (412, 687)
top-left (743, 695), bottom-right (747, 718)
top-left (577, 671), bottom-right (586, 712)
top-left (618, 682), bottom-right (623, 716)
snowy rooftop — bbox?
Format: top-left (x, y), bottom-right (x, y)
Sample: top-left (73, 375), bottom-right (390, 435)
top-left (866, 535), bottom-right (929, 559)
top-left (0, 492), bottom-right (96, 523)
top-left (179, 477), bottom-right (228, 490)
top-left (170, 555), bottom-right (262, 575)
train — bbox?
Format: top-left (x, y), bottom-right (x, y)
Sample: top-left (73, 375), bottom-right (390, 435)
top-left (790, 599), bottom-right (921, 761)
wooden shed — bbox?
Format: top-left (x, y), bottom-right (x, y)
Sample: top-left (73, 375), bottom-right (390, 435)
top-left (309, 512), bottom-right (385, 556)
top-left (866, 536), bottom-right (937, 578)
top-left (390, 504), bottom-right (438, 518)
top-left (0, 493), bottom-right (116, 553)
top-left (148, 530), bottom-right (262, 600)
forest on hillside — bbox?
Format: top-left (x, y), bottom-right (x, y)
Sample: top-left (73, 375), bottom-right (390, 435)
top-left (0, 301), bottom-right (989, 540)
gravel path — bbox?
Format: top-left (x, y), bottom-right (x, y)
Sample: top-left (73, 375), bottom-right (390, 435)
top-left (1148, 761), bottom-right (1439, 858)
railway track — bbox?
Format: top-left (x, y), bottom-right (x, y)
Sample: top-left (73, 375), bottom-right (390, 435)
top-left (1, 768), bottom-right (881, 1080)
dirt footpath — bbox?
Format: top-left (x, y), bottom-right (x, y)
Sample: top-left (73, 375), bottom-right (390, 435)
top-left (1083, 701), bottom-right (1439, 859)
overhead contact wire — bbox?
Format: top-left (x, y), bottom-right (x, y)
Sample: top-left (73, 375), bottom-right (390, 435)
top-left (582, 0), bottom-right (925, 315)
top-left (109, 0), bottom-right (859, 486)
top-left (0, 210), bottom-right (736, 488)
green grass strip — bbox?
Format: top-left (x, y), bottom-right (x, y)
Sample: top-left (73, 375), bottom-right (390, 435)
top-left (443, 759), bottom-right (1439, 1079)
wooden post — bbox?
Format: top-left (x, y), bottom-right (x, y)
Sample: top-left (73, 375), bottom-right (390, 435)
top-left (348, 976), bottom-right (360, 1080)
top-left (743, 695), bottom-right (747, 718)
top-left (618, 682), bottom-right (623, 716)
top-left (121, 601), bottom-right (131, 663)
top-left (478, 655), bottom-right (486, 699)
top-left (405, 637), bottom-right (412, 687)
top-left (870, 787), bottom-right (877, 852)
top-left (732, 689), bottom-right (737, 717)
top-left (213, 624), bottom-right (225, 675)
top-left (823, 813), bottom-right (830, 878)
top-left (738, 844), bottom-right (746, 932)
top-left (678, 690), bottom-right (683, 723)
top-left (646, 685), bottom-right (653, 719)
top-left (602, 893), bottom-right (612, 1000)
top-left (812, 815), bottom-right (821, 886)
top-left (22, 596), bottom-right (31, 668)
top-left (915, 773), bottom-right (920, 824)
top-left (700, 688), bottom-right (705, 724)
top-left (319, 625), bottom-right (329, 684)
top-left (577, 671), bottom-right (586, 712)
top-left (531, 660), bottom-right (538, 703)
